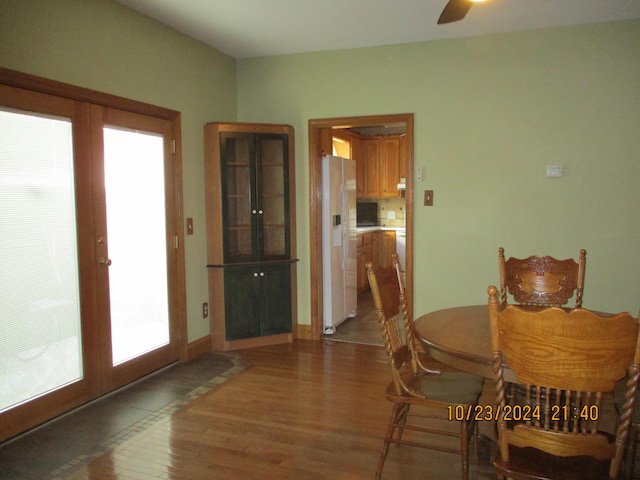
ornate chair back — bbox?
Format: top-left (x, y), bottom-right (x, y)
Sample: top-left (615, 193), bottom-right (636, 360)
top-left (488, 285), bottom-right (640, 479)
top-left (498, 247), bottom-right (586, 308)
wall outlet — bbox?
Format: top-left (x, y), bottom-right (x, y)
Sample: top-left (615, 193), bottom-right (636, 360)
top-left (202, 302), bottom-right (208, 318)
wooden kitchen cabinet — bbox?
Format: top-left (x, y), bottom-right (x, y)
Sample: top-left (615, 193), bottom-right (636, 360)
top-left (380, 137), bottom-right (400, 197)
top-left (204, 122), bottom-right (297, 351)
top-left (371, 230), bottom-right (396, 268)
top-left (371, 232), bottom-right (380, 270)
top-left (356, 230), bottom-right (396, 293)
top-left (378, 231), bottom-right (397, 267)
top-left (356, 232), bottom-right (372, 294)
top-left (357, 136), bottom-right (403, 198)
top-left (361, 138), bottom-right (381, 197)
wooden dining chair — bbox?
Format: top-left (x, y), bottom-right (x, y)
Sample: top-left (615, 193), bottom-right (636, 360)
top-left (614, 381), bottom-right (640, 478)
top-left (487, 285), bottom-right (640, 480)
top-left (498, 247), bottom-right (587, 308)
top-left (366, 257), bottom-right (484, 480)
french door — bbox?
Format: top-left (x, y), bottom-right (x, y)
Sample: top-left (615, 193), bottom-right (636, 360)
top-left (0, 78), bottom-right (185, 441)
top-left (91, 105), bottom-right (178, 389)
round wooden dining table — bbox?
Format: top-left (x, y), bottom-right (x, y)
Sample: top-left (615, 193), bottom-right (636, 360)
top-left (413, 304), bottom-right (515, 383)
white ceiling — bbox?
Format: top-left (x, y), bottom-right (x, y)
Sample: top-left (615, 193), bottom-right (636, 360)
top-left (114, 0), bottom-right (640, 59)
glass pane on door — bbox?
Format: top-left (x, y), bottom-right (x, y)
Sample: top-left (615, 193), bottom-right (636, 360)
top-left (258, 136), bottom-right (288, 260)
top-left (0, 109), bottom-right (83, 411)
top-left (221, 134), bottom-right (253, 263)
top-left (103, 127), bottom-right (169, 365)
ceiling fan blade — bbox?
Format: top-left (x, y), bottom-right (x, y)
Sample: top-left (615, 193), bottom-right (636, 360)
top-left (437, 0), bottom-right (473, 24)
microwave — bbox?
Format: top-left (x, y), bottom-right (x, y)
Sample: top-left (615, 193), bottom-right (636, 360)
top-left (356, 202), bottom-right (378, 227)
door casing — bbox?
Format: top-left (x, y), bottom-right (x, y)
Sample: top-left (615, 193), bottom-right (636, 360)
top-left (307, 114), bottom-right (414, 339)
top-left (0, 67), bottom-right (187, 442)
top-left (91, 105), bottom-right (180, 391)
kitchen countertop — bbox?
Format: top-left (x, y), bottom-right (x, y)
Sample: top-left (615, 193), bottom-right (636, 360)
top-left (356, 226), bottom-right (405, 233)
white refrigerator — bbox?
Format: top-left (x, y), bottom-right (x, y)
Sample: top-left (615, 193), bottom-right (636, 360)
top-left (322, 154), bottom-right (357, 333)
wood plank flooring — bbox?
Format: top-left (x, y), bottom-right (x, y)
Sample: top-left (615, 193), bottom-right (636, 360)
top-left (63, 340), bottom-right (498, 479)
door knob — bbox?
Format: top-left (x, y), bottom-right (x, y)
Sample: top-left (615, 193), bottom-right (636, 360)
top-left (99, 257), bottom-right (112, 267)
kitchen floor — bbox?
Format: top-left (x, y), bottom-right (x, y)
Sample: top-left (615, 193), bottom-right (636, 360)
top-left (0, 352), bottom-right (243, 479)
top-left (322, 291), bottom-right (382, 346)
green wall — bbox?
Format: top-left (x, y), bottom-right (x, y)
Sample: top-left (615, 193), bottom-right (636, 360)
top-left (237, 20), bottom-right (640, 318)
top-left (2, 0), bottom-right (639, 339)
top-left (0, 0), bottom-right (237, 341)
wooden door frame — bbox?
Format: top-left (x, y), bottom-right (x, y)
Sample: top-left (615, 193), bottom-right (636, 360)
top-left (92, 105), bottom-right (182, 390)
top-left (307, 113), bottom-right (414, 339)
top-left (0, 67), bottom-right (188, 441)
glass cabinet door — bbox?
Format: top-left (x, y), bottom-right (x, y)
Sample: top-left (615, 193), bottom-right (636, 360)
top-left (257, 134), bottom-right (289, 260)
top-left (220, 133), bottom-right (255, 263)
top-left (221, 132), bottom-right (289, 263)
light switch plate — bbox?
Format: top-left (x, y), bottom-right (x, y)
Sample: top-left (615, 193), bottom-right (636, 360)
top-left (424, 190), bottom-right (434, 206)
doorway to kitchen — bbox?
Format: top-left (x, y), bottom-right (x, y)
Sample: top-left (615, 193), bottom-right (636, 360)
top-left (308, 114), bottom-right (414, 343)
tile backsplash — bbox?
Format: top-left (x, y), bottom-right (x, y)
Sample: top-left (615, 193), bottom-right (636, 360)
top-left (360, 197), bottom-right (406, 228)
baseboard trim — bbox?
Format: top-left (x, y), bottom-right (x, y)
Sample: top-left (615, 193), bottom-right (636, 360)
top-left (186, 335), bottom-right (212, 361)
top-left (296, 324), bottom-right (313, 340)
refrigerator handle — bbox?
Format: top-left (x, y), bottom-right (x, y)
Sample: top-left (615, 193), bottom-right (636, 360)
top-left (340, 182), bottom-right (349, 270)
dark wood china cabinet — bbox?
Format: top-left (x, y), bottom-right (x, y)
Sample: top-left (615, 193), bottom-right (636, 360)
top-left (205, 122), bottom-right (297, 350)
